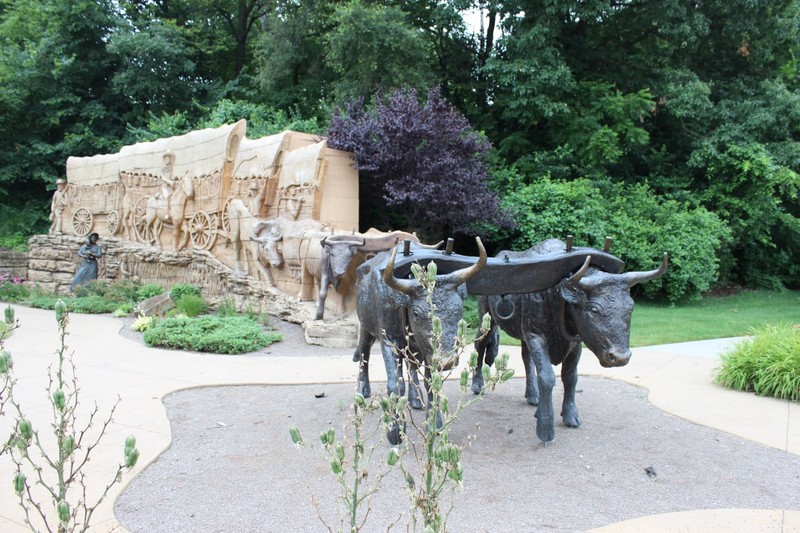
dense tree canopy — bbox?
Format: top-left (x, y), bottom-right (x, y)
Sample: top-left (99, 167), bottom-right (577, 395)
top-left (0, 0), bottom-right (798, 298)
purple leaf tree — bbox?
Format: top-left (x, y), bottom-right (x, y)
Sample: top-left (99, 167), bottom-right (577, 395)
top-left (328, 87), bottom-right (510, 240)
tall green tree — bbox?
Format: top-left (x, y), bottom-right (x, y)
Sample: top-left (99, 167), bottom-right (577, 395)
top-left (325, 1), bottom-right (434, 101)
top-left (0, 0), bottom-right (121, 201)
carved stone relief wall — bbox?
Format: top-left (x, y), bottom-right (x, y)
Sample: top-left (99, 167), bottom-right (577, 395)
top-left (34, 120), bottom-right (363, 323)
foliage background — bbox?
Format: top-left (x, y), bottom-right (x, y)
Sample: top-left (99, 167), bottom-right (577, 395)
top-left (1, 0), bottom-right (798, 301)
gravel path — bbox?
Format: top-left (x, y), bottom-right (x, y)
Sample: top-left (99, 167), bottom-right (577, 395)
top-left (114, 374), bottom-right (800, 532)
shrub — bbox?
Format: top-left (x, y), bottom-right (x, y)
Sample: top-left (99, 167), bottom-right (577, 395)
top-left (137, 283), bottom-right (165, 301)
top-left (496, 176), bottom-right (730, 302)
top-left (715, 323), bottom-right (800, 402)
top-left (131, 314), bottom-right (156, 332)
top-left (0, 273), bottom-right (31, 303)
top-left (215, 298), bottom-right (237, 317)
top-left (175, 293), bottom-right (208, 318)
top-left (169, 283), bottom-right (201, 304)
top-left (113, 306), bottom-right (132, 317)
top-left (143, 315), bottom-right (282, 354)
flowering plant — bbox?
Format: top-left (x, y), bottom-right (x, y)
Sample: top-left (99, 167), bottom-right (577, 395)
top-left (0, 273), bottom-right (31, 303)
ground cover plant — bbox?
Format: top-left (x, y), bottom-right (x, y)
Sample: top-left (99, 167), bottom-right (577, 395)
top-left (715, 323), bottom-right (800, 402)
top-left (24, 280), bottom-right (150, 315)
top-left (142, 315), bottom-right (282, 354)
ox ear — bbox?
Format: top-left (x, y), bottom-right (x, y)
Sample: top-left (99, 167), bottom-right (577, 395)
top-left (560, 281), bottom-right (586, 305)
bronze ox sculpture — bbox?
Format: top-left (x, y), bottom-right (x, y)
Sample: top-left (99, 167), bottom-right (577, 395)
top-left (355, 235), bottom-right (668, 445)
top-left (354, 238), bottom-right (487, 444)
top-left (472, 238), bottom-right (669, 443)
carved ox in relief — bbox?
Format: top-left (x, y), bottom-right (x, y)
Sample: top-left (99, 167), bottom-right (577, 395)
top-left (253, 217), bottom-right (365, 320)
top-left (226, 199), bottom-right (274, 285)
top-left (472, 238), bottom-right (669, 443)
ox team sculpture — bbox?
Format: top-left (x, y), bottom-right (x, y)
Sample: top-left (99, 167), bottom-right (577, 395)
top-left (49, 120), bottom-right (669, 445)
top-left (358, 235), bottom-right (667, 444)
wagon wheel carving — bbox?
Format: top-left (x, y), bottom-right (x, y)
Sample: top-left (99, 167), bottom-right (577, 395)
top-left (221, 199), bottom-right (233, 240)
top-left (106, 209), bottom-right (120, 235)
top-left (189, 210), bottom-right (216, 250)
top-left (132, 196), bottom-right (150, 244)
top-left (72, 208), bottom-right (93, 237)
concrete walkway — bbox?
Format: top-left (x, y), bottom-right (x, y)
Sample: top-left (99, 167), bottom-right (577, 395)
top-left (0, 304), bottom-right (798, 532)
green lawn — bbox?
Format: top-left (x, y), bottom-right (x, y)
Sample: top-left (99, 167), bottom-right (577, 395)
top-left (490, 290), bottom-right (800, 347)
top-left (630, 290), bottom-right (800, 346)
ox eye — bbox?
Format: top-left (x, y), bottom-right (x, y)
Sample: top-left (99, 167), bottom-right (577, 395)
top-left (588, 305), bottom-right (601, 315)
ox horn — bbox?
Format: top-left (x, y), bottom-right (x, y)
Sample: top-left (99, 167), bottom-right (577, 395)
top-left (383, 247), bottom-right (417, 295)
top-left (253, 220), bottom-right (281, 240)
top-left (567, 256), bottom-right (592, 286)
top-left (450, 237), bottom-right (487, 286)
top-left (621, 252), bottom-right (669, 287)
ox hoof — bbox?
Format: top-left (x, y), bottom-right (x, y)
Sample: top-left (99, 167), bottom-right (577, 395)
top-left (358, 381), bottom-right (371, 399)
top-left (535, 412), bottom-right (555, 442)
top-left (562, 406), bottom-right (581, 428)
top-left (352, 352), bottom-right (360, 363)
top-left (409, 396), bottom-right (424, 410)
top-left (471, 375), bottom-right (484, 395)
top-left (526, 393), bottom-right (540, 406)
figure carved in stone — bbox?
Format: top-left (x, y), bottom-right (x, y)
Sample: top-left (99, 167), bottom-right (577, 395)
top-left (144, 166), bottom-right (194, 251)
top-left (119, 175), bottom-right (135, 239)
top-left (157, 151), bottom-right (176, 220)
top-left (279, 184), bottom-right (305, 220)
top-left (70, 233), bottom-right (102, 291)
top-left (246, 180), bottom-right (266, 217)
top-left (48, 179), bottom-right (69, 235)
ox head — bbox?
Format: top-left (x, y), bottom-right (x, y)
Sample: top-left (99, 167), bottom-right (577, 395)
top-left (321, 235), bottom-right (365, 289)
top-left (561, 253), bottom-right (669, 368)
top-left (252, 220), bottom-right (283, 267)
top-left (384, 237), bottom-right (487, 368)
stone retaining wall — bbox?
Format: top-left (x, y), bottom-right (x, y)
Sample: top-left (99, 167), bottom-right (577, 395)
top-left (27, 234), bottom-right (309, 323)
top-left (0, 249), bottom-right (28, 279)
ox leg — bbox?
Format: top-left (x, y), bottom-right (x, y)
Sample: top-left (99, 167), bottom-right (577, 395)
top-left (315, 274), bottom-right (329, 320)
top-left (397, 357), bottom-right (407, 397)
top-left (524, 335), bottom-right (555, 443)
top-left (355, 329), bottom-right (375, 399)
top-left (560, 346), bottom-right (582, 428)
top-left (472, 324), bottom-right (499, 395)
top-left (405, 357), bottom-right (424, 410)
top-left (521, 342), bottom-right (540, 406)
top-left (380, 341), bottom-right (405, 445)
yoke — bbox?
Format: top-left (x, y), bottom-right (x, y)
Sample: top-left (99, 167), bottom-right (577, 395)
top-left (385, 245), bottom-right (625, 296)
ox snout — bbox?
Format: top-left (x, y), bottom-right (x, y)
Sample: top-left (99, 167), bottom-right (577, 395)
top-left (598, 349), bottom-right (632, 368)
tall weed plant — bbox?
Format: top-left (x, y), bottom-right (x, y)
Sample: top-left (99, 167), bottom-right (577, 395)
top-left (0, 302), bottom-right (140, 532)
top-left (290, 261), bottom-right (512, 532)
top-left (715, 323), bottom-right (800, 402)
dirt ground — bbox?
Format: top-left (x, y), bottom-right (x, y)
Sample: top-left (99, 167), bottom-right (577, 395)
top-left (114, 319), bottom-right (800, 533)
